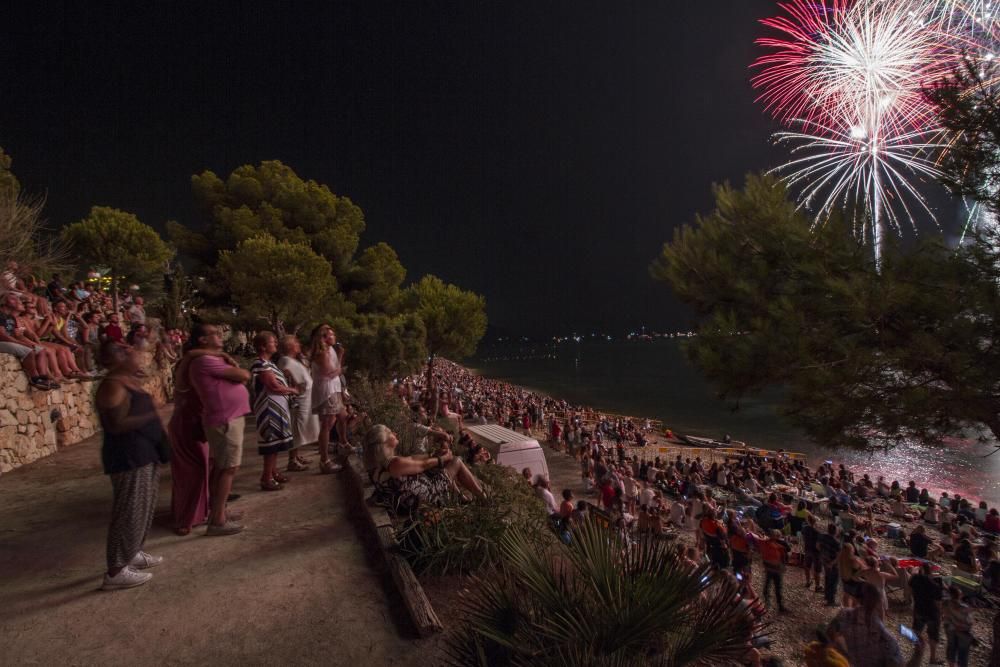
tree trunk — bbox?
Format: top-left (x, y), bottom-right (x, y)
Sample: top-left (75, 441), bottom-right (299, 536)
top-left (425, 352), bottom-right (436, 417)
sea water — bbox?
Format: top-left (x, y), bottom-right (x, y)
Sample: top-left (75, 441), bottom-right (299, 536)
top-left (471, 339), bottom-right (1000, 506)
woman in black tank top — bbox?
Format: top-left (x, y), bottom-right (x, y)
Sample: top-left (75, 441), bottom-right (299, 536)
top-left (95, 341), bottom-right (169, 591)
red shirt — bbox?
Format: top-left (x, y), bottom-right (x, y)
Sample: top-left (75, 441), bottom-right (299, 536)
top-left (103, 323), bottom-right (123, 342)
top-left (985, 513), bottom-right (1000, 533)
top-left (600, 483), bottom-right (616, 509)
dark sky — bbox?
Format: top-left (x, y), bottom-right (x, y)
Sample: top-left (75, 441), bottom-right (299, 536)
top-left (1, 1), bottom-right (784, 335)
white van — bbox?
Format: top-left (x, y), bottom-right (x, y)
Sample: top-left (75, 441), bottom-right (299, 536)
top-left (465, 424), bottom-right (549, 481)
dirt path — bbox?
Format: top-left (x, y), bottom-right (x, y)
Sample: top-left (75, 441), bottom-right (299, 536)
top-left (0, 409), bottom-right (438, 666)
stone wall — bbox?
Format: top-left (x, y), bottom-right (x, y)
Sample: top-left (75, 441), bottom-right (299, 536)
top-left (0, 351), bottom-right (173, 474)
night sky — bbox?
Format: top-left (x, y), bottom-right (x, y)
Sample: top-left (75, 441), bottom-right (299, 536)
top-left (1, 1), bottom-right (785, 335)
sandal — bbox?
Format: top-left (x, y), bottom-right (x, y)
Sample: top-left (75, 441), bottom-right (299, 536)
top-left (260, 479), bottom-right (283, 491)
top-left (319, 459), bottom-right (343, 475)
top-left (286, 459), bottom-right (310, 472)
top-left (272, 472), bottom-right (290, 484)
top-left (30, 376), bottom-right (53, 391)
top-left (174, 527), bottom-right (191, 536)
top-left (295, 455), bottom-right (311, 466)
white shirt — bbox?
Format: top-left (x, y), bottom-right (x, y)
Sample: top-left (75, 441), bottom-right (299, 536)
top-left (670, 501), bottom-right (686, 526)
top-left (537, 487), bottom-right (558, 515)
top-left (639, 487), bottom-right (655, 508)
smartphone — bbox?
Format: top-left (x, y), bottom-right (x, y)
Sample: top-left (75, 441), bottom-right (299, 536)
top-left (899, 624), bottom-right (918, 643)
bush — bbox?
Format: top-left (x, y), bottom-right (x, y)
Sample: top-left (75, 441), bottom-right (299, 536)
top-left (443, 520), bottom-right (760, 667)
top-left (396, 464), bottom-right (552, 576)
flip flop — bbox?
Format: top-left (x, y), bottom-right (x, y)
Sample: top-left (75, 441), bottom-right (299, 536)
top-left (319, 459), bottom-right (343, 474)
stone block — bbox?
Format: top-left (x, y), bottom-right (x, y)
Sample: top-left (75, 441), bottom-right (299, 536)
top-left (0, 409), bottom-right (16, 427)
top-left (13, 373), bottom-right (27, 392)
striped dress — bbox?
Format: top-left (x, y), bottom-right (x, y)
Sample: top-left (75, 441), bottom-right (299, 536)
top-left (250, 358), bottom-right (293, 456)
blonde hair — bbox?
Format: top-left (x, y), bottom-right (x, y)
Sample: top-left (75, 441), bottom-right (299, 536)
top-left (364, 424), bottom-right (394, 474)
top-left (309, 323), bottom-right (333, 360)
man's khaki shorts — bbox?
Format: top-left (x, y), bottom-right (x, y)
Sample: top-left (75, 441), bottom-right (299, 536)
top-left (206, 418), bottom-right (244, 469)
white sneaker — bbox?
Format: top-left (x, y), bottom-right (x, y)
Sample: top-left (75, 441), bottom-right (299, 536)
top-left (102, 567), bottom-right (152, 590)
top-left (129, 551), bottom-right (163, 569)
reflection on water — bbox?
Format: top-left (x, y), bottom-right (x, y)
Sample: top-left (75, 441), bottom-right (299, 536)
top-left (472, 339), bottom-right (1000, 506)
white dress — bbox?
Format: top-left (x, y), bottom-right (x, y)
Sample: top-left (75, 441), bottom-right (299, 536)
top-left (278, 355), bottom-right (320, 447)
top-left (310, 347), bottom-right (344, 415)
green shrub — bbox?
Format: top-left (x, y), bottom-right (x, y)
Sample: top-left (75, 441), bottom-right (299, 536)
top-left (396, 464), bottom-right (552, 576)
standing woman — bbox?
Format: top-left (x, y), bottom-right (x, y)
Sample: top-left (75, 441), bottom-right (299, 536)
top-left (167, 336), bottom-right (213, 536)
top-left (277, 335), bottom-right (318, 472)
top-left (96, 341), bottom-right (169, 590)
top-left (250, 332), bottom-right (297, 490)
top-left (309, 324), bottom-right (346, 474)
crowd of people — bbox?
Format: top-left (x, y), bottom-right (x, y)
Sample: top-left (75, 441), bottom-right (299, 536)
top-left (394, 360), bottom-right (1000, 667)
top-left (96, 320), bottom-right (377, 589)
top-left (6, 264), bottom-right (996, 664)
top-left (0, 261), bottom-right (187, 390)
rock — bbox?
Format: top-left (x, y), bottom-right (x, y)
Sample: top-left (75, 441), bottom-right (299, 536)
top-left (13, 374), bottom-right (27, 392)
top-left (0, 409), bottom-right (16, 427)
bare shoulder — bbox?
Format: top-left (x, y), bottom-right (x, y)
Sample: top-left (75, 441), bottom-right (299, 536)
top-left (96, 377), bottom-right (127, 409)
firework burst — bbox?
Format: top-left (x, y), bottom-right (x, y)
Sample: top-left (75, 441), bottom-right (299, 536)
top-left (754, 0), bottom-right (960, 265)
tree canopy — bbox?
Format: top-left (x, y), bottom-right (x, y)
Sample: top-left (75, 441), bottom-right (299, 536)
top-left (61, 206), bottom-right (173, 307)
top-left (651, 173), bottom-right (1000, 451)
top-left (410, 274), bottom-right (487, 362)
top-left (342, 242), bottom-right (407, 315)
top-left (218, 234), bottom-right (350, 334)
top-left (174, 160), bottom-right (365, 279)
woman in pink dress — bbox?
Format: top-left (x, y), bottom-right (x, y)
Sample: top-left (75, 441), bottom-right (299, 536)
top-left (168, 346), bottom-right (211, 535)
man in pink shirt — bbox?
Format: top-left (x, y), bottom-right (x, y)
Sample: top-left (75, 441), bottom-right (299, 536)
top-left (188, 323), bottom-right (251, 536)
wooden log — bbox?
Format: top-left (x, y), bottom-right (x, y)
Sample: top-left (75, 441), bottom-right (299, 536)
top-left (345, 456), bottom-right (443, 638)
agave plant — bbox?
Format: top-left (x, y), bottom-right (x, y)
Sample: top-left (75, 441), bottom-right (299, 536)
top-left (444, 520), bottom-right (762, 666)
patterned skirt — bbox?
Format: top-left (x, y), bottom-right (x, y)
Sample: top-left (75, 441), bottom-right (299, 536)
top-left (254, 393), bottom-right (293, 456)
top-left (107, 463), bottom-right (159, 571)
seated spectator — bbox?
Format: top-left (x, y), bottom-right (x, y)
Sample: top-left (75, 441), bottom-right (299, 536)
top-left (954, 538), bottom-right (980, 575)
top-left (985, 508), bottom-right (1000, 534)
top-left (975, 501), bottom-right (989, 526)
top-left (558, 489), bottom-right (574, 520)
top-left (890, 496), bottom-right (916, 521)
top-left (364, 424), bottom-right (485, 512)
top-left (533, 476), bottom-right (559, 516)
top-left (922, 499), bottom-right (941, 524)
top-left (908, 525), bottom-right (944, 561)
top-left (904, 481), bottom-right (920, 504)
top-left (570, 501), bottom-right (587, 525)
top-left (45, 273), bottom-right (64, 301)
top-left (0, 292), bottom-right (57, 390)
top-left (101, 312), bottom-right (124, 343)
top-left (126, 322), bottom-right (149, 350)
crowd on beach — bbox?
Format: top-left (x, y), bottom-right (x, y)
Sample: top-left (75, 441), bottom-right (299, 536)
top-left (399, 360), bottom-right (1000, 667)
